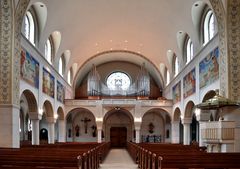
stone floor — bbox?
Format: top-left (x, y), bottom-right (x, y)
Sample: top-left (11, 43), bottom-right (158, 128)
top-left (99, 148), bottom-right (139, 169)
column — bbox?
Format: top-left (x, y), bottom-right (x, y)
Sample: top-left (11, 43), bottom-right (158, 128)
top-left (32, 119), bottom-right (40, 145)
top-left (134, 119), bottom-right (142, 143)
top-left (58, 120), bottom-right (66, 142)
top-left (97, 129), bottom-right (102, 143)
top-left (48, 122), bottom-right (55, 144)
top-left (171, 121), bottom-right (180, 143)
top-left (182, 118), bottom-right (192, 145)
top-left (0, 106), bottom-right (20, 148)
top-left (135, 129), bottom-right (140, 143)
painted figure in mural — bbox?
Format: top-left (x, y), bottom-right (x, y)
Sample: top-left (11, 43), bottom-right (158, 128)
top-left (211, 54), bottom-right (219, 78)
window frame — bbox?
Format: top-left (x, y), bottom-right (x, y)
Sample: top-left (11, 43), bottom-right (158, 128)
top-left (202, 9), bottom-right (216, 46)
top-left (23, 11), bottom-right (36, 45)
top-left (106, 71), bottom-right (131, 90)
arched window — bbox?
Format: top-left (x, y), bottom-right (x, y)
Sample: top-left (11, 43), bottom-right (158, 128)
top-left (67, 68), bottom-right (73, 85)
top-left (173, 55), bottom-right (179, 76)
top-left (203, 10), bottom-right (216, 45)
top-left (59, 56), bottom-right (65, 76)
top-left (186, 38), bottom-right (193, 64)
top-left (45, 39), bottom-right (52, 64)
top-left (106, 72), bottom-right (131, 90)
top-left (166, 69), bottom-right (170, 85)
top-left (23, 11), bottom-right (35, 45)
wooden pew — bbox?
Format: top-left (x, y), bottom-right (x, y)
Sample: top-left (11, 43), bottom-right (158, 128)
top-left (0, 142), bottom-right (110, 169)
top-left (127, 141), bottom-right (240, 169)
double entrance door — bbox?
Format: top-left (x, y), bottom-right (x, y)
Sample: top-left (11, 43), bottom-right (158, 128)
top-left (110, 127), bottom-right (127, 147)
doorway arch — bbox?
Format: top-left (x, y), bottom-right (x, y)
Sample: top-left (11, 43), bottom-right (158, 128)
top-left (103, 108), bottom-right (134, 147)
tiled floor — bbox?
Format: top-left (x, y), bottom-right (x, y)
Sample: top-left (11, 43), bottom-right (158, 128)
top-left (100, 148), bottom-right (139, 169)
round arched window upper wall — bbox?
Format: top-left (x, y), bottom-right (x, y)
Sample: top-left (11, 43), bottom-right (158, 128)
top-left (106, 72), bottom-right (131, 90)
top-left (173, 55), bottom-right (179, 76)
top-left (23, 11), bottom-right (35, 45)
top-left (59, 56), bottom-right (63, 76)
top-left (166, 68), bottom-right (170, 86)
top-left (203, 10), bottom-right (216, 45)
top-left (186, 38), bottom-right (193, 64)
top-left (68, 68), bottom-right (73, 85)
top-left (45, 38), bottom-right (52, 64)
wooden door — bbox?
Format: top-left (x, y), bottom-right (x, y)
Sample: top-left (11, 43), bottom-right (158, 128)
top-left (110, 127), bottom-right (127, 147)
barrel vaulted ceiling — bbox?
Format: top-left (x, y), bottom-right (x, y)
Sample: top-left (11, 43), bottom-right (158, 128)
top-left (26, 0), bottom-right (225, 87)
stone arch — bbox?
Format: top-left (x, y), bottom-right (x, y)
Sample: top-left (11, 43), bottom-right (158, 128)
top-left (142, 108), bottom-right (171, 121)
top-left (57, 106), bottom-right (64, 120)
top-left (66, 108), bottom-right (97, 142)
top-left (184, 100), bottom-right (195, 118)
top-left (103, 108), bottom-right (134, 145)
top-left (20, 90), bottom-right (38, 114)
top-left (73, 50), bottom-right (164, 91)
top-left (141, 108), bottom-right (171, 143)
top-left (42, 100), bottom-right (54, 118)
top-left (173, 107), bottom-right (181, 121)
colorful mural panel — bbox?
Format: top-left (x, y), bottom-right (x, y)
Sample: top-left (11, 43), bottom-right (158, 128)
top-left (199, 47), bottom-right (219, 89)
top-left (172, 81), bottom-right (181, 104)
top-left (43, 68), bottom-right (55, 98)
top-left (57, 81), bottom-right (65, 103)
top-left (20, 48), bottom-right (39, 89)
top-left (183, 68), bottom-right (196, 98)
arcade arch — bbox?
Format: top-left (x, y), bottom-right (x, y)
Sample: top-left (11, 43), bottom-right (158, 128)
top-left (19, 90), bottom-right (38, 144)
top-left (103, 108), bottom-right (134, 147)
top-left (141, 108), bottom-right (171, 143)
top-left (66, 108), bottom-right (97, 142)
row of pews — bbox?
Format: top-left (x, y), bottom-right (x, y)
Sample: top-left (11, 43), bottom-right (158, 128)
top-left (127, 141), bottom-right (240, 169)
top-left (0, 142), bottom-right (110, 169)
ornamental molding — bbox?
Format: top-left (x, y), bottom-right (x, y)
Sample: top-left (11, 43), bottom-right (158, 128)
top-left (13, 0), bottom-right (29, 105)
top-left (227, 0), bottom-right (240, 101)
top-left (0, 0), bottom-right (13, 104)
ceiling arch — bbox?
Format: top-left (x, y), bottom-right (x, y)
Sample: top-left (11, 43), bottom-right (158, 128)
top-left (73, 50), bottom-right (164, 90)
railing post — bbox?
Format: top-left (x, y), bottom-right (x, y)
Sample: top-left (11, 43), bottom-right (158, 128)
top-left (148, 151), bottom-right (152, 169)
top-left (77, 155), bottom-right (82, 169)
top-left (83, 153), bottom-right (87, 169)
top-left (144, 150), bottom-right (148, 169)
top-left (158, 156), bottom-right (163, 169)
top-left (152, 153), bottom-right (156, 169)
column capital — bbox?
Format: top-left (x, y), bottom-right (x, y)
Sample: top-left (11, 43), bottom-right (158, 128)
top-left (181, 118), bottom-right (192, 124)
top-left (29, 112), bottom-right (42, 120)
top-left (46, 117), bottom-right (56, 123)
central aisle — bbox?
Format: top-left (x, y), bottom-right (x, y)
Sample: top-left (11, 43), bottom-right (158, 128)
top-left (100, 148), bottom-right (138, 169)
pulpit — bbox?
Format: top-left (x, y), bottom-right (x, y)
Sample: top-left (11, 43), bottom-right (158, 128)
top-left (200, 121), bottom-right (235, 152)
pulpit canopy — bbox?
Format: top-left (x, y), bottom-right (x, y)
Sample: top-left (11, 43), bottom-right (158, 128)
top-left (196, 90), bottom-right (240, 110)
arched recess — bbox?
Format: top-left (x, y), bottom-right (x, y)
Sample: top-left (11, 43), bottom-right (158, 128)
top-left (141, 108), bottom-right (171, 143)
top-left (40, 100), bottom-right (54, 143)
top-left (55, 106), bottom-right (65, 142)
top-left (66, 108), bottom-right (97, 142)
top-left (20, 90), bottom-right (38, 143)
top-left (184, 101), bottom-right (199, 143)
top-left (103, 108), bottom-right (134, 147)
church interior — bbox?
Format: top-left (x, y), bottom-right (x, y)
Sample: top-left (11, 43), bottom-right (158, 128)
top-left (1, 0), bottom-right (240, 168)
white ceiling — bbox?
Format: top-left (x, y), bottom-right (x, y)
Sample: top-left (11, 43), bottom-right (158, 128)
top-left (28, 0), bottom-right (215, 87)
